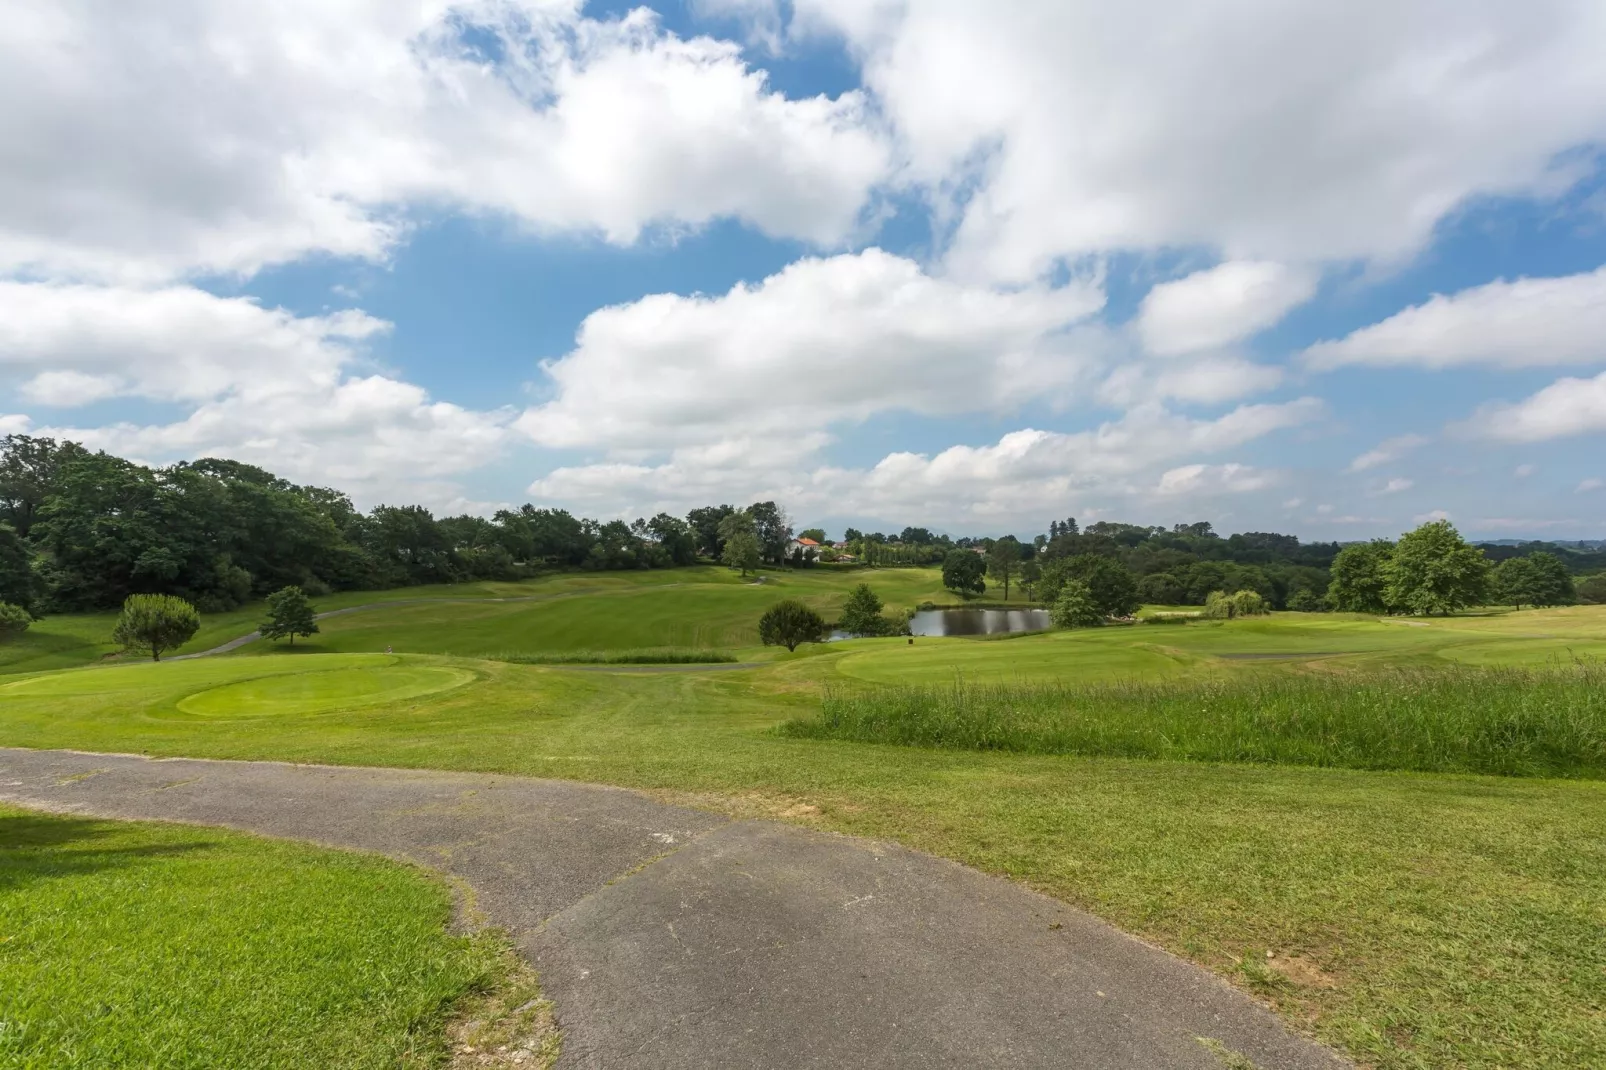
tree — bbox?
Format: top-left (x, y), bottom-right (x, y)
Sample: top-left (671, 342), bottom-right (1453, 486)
top-left (1019, 557), bottom-right (1041, 601)
top-left (0, 601), bottom-right (31, 641)
top-left (1384, 520), bottom-right (1491, 616)
top-left (723, 531), bottom-right (762, 576)
top-left (0, 522), bottom-right (37, 612)
top-left (758, 599), bottom-right (827, 651)
top-left (1578, 574), bottom-right (1606, 604)
top-left (1203, 589), bottom-right (1269, 619)
top-left (1326, 540), bottom-right (1395, 613)
top-left (687, 505), bottom-right (736, 559)
top-left (799, 528), bottom-right (828, 544)
top-left (1039, 554), bottom-right (1139, 617)
top-left (111, 594), bottom-right (200, 661)
top-left (261, 586), bottom-right (319, 645)
top-left (748, 501), bottom-right (792, 565)
top-left (647, 513), bottom-right (699, 566)
top-left (838, 583), bottom-right (887, 636)
top-left (1493, 552), bottom-right (1575, 608)
top-left (942, 549), bottom-right (986, 599)
top-left (987, 536), bottom-right (1021, 600)
top-left (1050, 580), bottom-right (1104, 628)
top-left (0, 434), bottom-right (89, 538)
top-left (1287, 587), bottom-right (1321, 612)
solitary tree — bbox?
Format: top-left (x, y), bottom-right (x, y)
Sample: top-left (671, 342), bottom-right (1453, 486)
top-left (1384, 520), bottom-right (1491, 616)
top-left (111, 594), bottom-right (200, 661)
top-left (1050, 580), bottom-right (1104, 628)
top-left (0, 601), bottom-right (31, 641)
top-left (1204, 589), bottom-right (1270, 619)
top-left (942, 549), bottom-right (986, 599)
top-left (261, 585), bottom-right (320, 645)
top-left (987, 536), bottom-right (1021, 600)
top-left (722, 531), bottom-right (762, 577)
top-left (758, 599), bottom-right (827, 651)
top-left (838, 583), bottom-right (887, 636)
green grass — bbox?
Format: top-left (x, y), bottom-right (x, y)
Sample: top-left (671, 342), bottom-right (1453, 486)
top-left (0, 805), bottom-right (505, 1068)
top-left (785, 663), bottom-right (1606, 777)
top-left (485, 647), bottom-right (738, 664)
top-left (6, 580), bottom-right (1606, 1067)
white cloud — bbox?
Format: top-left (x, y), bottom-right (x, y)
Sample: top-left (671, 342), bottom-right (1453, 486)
top-left (0, 282), bottom-right (511, 505)
top-left (1379, 477), bottom-right (1414, 495)
top-left (1413, 509), bottom-right (1452, 524)
top-left (1469, 370), bottom-right (1606, 442)
top-left (0, 414), bottom-right (30, 435)
top-left (1155, 463), bottom-right (1276, 496)
top-left (1514, 464), bottom-right (1536, 478)
top-left (1578, 478), bottom-right (1604, 493)
top-left (1137, 262), bottom-right (1317, 356)
top-left (529, 398), bottom-right (1322, 523)
top-left (516, 248), bottom-right (1105, 452)
top-left (1347, 433), bottom-right (1429, 472)
top-left (1304, 267), bottom-right (1606, 369)
top-left (1, 1), bottom-right (890, 282)
top-left (796, 0), bottom-right (1606, 281)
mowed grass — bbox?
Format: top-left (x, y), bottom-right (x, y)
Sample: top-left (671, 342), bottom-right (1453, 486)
top-left (0, 805), bottom-right (505, 1068)
top-left (3, 642), bottom-right (1606, 1068)
top-left (788, 664), bottom-right (1606, 777)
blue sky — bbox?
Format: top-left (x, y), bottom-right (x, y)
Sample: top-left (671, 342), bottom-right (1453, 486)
top-left (3, 1), bottom-right (1606, 541)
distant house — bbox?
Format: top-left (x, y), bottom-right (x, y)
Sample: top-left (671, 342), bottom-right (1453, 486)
top-left (788, 537), bottom-right (822, 558)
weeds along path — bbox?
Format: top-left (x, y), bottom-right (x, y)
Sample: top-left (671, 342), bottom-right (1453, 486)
top-left (0, 748), bottom-right (1347, 1070)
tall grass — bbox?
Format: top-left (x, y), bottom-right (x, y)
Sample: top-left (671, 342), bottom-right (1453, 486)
top-left (782, 663), bottom-right (1606, 778)
top-left (485, 648), bottom-right (737, 665)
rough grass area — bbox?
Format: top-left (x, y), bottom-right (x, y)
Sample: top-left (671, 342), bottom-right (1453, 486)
top-left (0, 805), bottom-right (506, 1069)
top-left (486, 647), bottom-right (736, 664)
top-left (785, 664), bottom-right (1606, 777)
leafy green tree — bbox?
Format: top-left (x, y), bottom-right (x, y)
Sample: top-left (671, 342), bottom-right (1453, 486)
top-left (686, 505), bottom-right (736, 559)
top-left (758, 599), bottom-right (827, 651)
top-left (987, 536), bottom-right (1021, 600)
top-left (1493, 552), bottom-right (1575, 608)
top-left (0, 522), bottom-right (38, 612)
top-left (748, 501), bottom-right (792, 565)
top-left (1326, 540), bottom-right (1395, 613)
top-left (722, 531), bottom-right (762, 577)
top-left (1019, 557), bottom-right (1041, 601)
top-left (1577, 574), bottom-right (1606, 604)
top-left (261, 586), bottom-right (320, 645)
top-left (647, 513), bottom-right (699, 566)
top-left (1384, 520), bottom-right (1491, 616)
top-left (1050, 580), bottom-right (1104, 628)
top-left (838, 583), bottom-right (887, 636)
top-left (799, 528), bottom-right (828, 544)
top-left (1287, 587), bottom-right (1321, 612)
top-left (942, 550), bottom-right (986, 599)
top-left (1039, 554), bottom-right (1139, 617)
top-left (0, 434), bottom-right (90, 538)
top-left (0, 601), bottom-right (31, 640)
top-left (111, 594), bottom-right (200, 661)
top-left (1203, 589), bottom-right (1268, 619)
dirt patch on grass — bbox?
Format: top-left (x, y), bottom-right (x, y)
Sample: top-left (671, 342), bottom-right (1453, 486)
top-left (646, 787), bottom-right (824, 823)
top-left (444, 946), bottom-right (560, 1069)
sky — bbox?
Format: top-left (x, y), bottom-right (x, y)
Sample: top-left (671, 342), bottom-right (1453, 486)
top-left (3, 0), bottom-right (1606, 542)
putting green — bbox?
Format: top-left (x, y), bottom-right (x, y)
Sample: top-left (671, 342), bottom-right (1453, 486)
top-left (175, 664), bottom-right (476, 718)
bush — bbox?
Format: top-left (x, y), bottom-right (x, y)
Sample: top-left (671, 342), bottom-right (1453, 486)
top-left (261, 586), bottom-right (320, 646)
top-left (758, 599), bottom-right (828, 652)
top-left (1050, 580), bottom-right (1104, 628)
top-left (1040, 555), bottom-right (1140, 617)
top-left (111, 594), bottom-right (201, 661)
top-left (838, 583), bottom-right (890, 636)
top-left (1581, 574), bottom-right (1606, 605)
top-left (1203, 589), bottom-right (1269, 619)
top-left (0, 600), bottom-right (32, 640)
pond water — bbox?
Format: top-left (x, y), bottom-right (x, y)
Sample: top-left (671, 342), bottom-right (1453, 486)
top-left (909, 608), bottom-right (1051, 637)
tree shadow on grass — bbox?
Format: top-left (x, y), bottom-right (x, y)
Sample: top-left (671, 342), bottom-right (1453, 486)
top-left (0, 813), bottom-right (208, 891)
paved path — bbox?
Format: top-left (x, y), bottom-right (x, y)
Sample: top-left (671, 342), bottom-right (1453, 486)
top-left (0, 748), bottom-right (1347, 1069)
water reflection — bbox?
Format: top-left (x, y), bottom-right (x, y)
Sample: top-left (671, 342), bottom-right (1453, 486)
top-left (909, 608), bottom-right (1051, 637)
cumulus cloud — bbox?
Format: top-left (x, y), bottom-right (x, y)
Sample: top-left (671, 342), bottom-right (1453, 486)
top-left (1155, 463), bottom-right (1276, 496)
top-left (1347, 433), bottom-right (1429, 472)
top-left (0, 283), bottom-right (512, 504)
top-left (1378, 477), bottom-right (1414, 495)
top-left (1304, 266), bottom-right (1606, 369)
top-left (1137, 262), bottom-right (1317, 356)
top-left (1, 1), bottom-right (890, 282)
top-left (529, 398), bottom-right (1322, 523)
top-left (793, 0), bottom-right (1606, 280)
top-left (1467, 370), bottom-right (1606, 442)
top-left (516, 248), bottom-right (1106, 451)
top-left (1579, 478), bottom-right (1604, 493)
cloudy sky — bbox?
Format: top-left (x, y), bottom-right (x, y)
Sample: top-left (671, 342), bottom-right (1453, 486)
top-left (5, 0), bottom-right (1606, 539)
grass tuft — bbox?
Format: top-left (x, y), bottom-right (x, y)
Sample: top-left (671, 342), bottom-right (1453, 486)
top-left (783, 663), bottom-right (1606, 778)
top-left (483, 648), bottom-right (737, 665)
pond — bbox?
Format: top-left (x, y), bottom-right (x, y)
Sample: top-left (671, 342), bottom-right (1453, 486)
top-left (909, 607), bottom-right (1051, 637)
